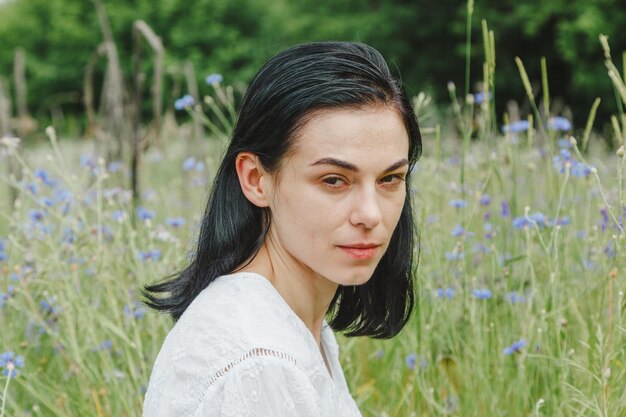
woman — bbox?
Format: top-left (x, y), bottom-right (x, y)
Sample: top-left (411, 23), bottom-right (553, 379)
top-left (142, 41), bottom-right (422, 417)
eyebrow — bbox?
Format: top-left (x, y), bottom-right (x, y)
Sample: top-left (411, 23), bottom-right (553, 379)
top-left (310, 157), bottom-right (409, 173)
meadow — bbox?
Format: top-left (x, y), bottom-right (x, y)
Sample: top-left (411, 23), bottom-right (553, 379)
top-left (1, 30), bottom-right (626, 417)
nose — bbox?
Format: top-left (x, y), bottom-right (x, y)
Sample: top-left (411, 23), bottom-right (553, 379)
top-left (349, 187), bottom-right (382, 229)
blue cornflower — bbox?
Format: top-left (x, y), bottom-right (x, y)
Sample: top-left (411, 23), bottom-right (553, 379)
top-left (405, 353), bottom-right (417, 369)
top-left (25, 181), bottom-right (38, 195)
top-left (547, 117), bottom-right (572, 131)
top-left (506, 292), bottom-right (526, 304)
top-left (40, 197), bottom-right (55, 207)
top-left (557, 138), bottom-right (573, 149)
top-left (124, 301), bottom-right (146, 319)
top-left (108, 161), bottom-right (124, 173)
top-left (174, 94), bottom-right (195, 111)
top-left (449, 199), bottom-right (467, 209)
top-left (34, 168), bottom-right (57, 187)
top-left (205, 73), bottom-right (224, 86)
top-left (182, 156), bottom-right (196, 171)
top-left (0, 239), bottom-right (6, 262)
top-left (479, 194), bottom-right (491, 206)
top-left (503, 339), bottom-right (527, 355)
top-left (80, 154), bottom-right (97, 170)
top-left (501, 200), bottom-right (510, 218)
top-left (552, 149), bottom-right (593, 177)
top-left (0, 351), bottom-right (25, 377)
top-left (0, 293), bottom-right (8, 308)
top-left (445, 251), bottom-right (464, 261)
top-left (472, 242), bottom-right (491, 254)
top-left (29, 209), bottom-right (45, 222)
top-left (374, 350), bottom-right (384, 359)
top-left (111, 210), bottom-right (126, 222)
top-left (472, 289), bottom-right (492, 299)
top-left (165, 217), bottom-right (185, 228)
top-left (92, 340), bottom-right (113, 352)
top-left (474, 92), bottom-right (492, 104)
top-left (40, 297), bottom-right (62, 315)
top-left (512, 216), bottom-right (531, 229)
top-left (502, 120), bottom-right (530, 133)
top-left (451, 224), bottom-right (465, 237)
top-left (136, 206), bottom-right (155, 221)
top-left (136, 249), bottom-right (161, 262)
top-left (435, 287), bottom-right (455, 299)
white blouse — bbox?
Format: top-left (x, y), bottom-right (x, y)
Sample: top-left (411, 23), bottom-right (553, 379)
top-left (142, 271), bottom-right (363, 417)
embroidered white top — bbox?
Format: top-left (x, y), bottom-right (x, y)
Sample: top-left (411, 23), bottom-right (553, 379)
top-left (142, 271), bottom-right (363, 417)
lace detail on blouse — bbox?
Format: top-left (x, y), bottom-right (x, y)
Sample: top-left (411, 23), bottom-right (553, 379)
top-left (200, 347), bottom-right (303, 395)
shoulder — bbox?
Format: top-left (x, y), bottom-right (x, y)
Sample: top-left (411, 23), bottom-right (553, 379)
top-left (142, 272), bottom-right (322, 416)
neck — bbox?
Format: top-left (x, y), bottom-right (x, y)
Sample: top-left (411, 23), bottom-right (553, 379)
top-left (237, 241), bottom-right (338, 346)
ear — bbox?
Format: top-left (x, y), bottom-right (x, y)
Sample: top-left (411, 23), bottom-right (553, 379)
top-left (235, 152), bottom-right (271, 207)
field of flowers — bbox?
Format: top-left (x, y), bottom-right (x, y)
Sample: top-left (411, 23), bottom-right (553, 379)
top-left (1, 39), bottom-right (626, 417)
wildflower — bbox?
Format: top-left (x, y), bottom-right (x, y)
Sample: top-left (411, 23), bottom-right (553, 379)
top-left (474, 92), bottom-right (492, 104)
top-left (503, 339), bottom-right (527, 355)
top-left (40, 297), bottom-right (62, 315)
top-left (604, 241), bottom-right (615, 259)
top-left (501, 200), bottom-right (510, 218)
top-left (80, 154), bottom-right (97, 170)
top-left (451, 224), bottom-right (465, 237)
top-left (449, 199), bottom-right (467, 209)
top-left (472, 288), bottom-right (492, 299)
top-left (0, 351), bottom-right (25, 377)
top-left (445, 251), bottom-right (464, 261)
top-left (124, 301), bottom-right (146, 319)
top-left (506, 292), bottom-right (526, 304)
top-left (136, 206), bottom-right (155, 221)
top-left (205, 73), bottom-right (224, 86)
top-left (557, 138), bottom-right (573, 149)
top-left (547, 117), bottom-right (572, 131)
top-left (111, 210), bottom-right (126, 222)
top-left (92, 340), bottom-right (113, 352)
top-left (174, 94), bottom-right (195, 110)
top-left (552, 149), bottom-right (593, 178)
top-left (435, 287), bottom-right (455, 299)
top-left (108, 161), bottom-right (124, 173)
top-left (165, 217), bottom-right (185, 228)
top-left (0, 292), bottom-right (8, 308)
top-left (34, 168), bottom-right (57, 187)
top-left (502, 120), bottom-right (530, 133)
top-left (182, 156), bottom-right (196, 171)
top-left (405, 353), bottom-right (417, 369)
top-left (136, 249), bottom-right (161, 262)
top-left (0, 239), bottom-right (7, 262)
top-left (374, 350), bottom-right (384, 359)
top-left (479, 194), bottom-right (491, 206)
top-left (29, 209), bottom-right (45, 222)
top-left (472, 242), bottom-right (491, 254)
top-left (600, 208), bottom-right (609, 231)
top-left (25, 181), bottom-right (38, 195)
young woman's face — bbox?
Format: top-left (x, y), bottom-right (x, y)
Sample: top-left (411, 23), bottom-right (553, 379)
top-left (266, 106), bottom-right (410, 287)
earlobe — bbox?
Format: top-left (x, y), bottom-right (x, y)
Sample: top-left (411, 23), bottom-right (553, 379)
top-left (235, 152), bottom-right (270, 208)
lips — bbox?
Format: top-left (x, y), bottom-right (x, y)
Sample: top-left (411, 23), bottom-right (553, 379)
top-left (337, 243), bottom-right (381, 260)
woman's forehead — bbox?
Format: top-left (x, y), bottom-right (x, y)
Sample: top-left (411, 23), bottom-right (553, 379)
top-left (289, 106), bottom-right (410, 166)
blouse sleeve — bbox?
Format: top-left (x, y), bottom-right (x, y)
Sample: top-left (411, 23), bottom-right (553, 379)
top-left (196, 354), bottom-right (321, 417)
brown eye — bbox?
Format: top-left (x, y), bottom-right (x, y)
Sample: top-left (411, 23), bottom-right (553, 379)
top-left (322, 177), bottom-right (347, 187)
top-left (380, 174), bottom-right (404, 185)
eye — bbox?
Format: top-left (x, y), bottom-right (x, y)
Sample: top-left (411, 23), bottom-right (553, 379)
top-left (379, 173), bottom-right (405, 186)
top-left (322, 176), bottom-right (347, 187)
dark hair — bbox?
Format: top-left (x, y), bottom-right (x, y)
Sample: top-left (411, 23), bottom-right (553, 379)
top-left (143, 41), bottom-right (422, 339)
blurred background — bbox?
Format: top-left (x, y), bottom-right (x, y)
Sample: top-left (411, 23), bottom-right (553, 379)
top-left (0, 0), bottom-right (625, 141)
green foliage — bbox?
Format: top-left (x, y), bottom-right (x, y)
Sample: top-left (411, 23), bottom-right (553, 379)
top-left (0, 0), bottom-right (625, 129)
